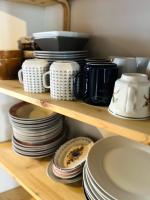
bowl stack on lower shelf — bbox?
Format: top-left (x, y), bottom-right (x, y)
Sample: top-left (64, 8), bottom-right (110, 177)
top-left (9, 101), bottom-right (66, 158)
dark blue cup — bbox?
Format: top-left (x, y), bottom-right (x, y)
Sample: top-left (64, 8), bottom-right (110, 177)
top-left (74, 62), bottom-right (118, 106)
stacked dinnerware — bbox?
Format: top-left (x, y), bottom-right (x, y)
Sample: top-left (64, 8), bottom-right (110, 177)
top-left (33, 50), bottom-right (88, 67)
top-left (9, 102), bottom-right (66, 158)
top-left (47, 137), bottom-right (94, 184)
top-left (83, 136), bottom-right (150, 200)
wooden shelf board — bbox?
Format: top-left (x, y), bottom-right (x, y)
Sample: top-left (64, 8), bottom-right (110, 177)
top-left (5, 0), bottom-right (56, 6)
top-left (0, 80), bottom-right (150, 143)
top-left (0, 187), bottom-right (35, 200)
top-left (0, 142), bottom-right (84, 200)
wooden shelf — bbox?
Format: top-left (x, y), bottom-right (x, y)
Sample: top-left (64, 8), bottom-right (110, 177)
top-left (0, 80), bottom-right (150, 143)
top-left (0, 187), bottom-right (35, 200)
top-left (0, 142), bottom-right (84, 200)
top-left (5, 0), bottom-right (57, 7)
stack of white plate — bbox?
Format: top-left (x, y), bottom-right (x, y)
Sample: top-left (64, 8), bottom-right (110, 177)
top-left (47, 137), bottom-right (94, 184)
top-left (9, 102), bottom-right (66, 158)
top-left (33, 50), bottom-right (88, 66)
top-left (83, 136), bottom-right (150, 200)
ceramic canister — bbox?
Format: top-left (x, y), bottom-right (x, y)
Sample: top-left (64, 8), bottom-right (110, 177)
top-left (113, 57), bottom-right (137, 78)
top-left (18, 59), bottom-right (49, 93)
top-left (108, 73), bottom-right (150, 119)
top-left (43, 61), bottom-right (80, 100)
top-left (136, 57), bottom-right (149, 74)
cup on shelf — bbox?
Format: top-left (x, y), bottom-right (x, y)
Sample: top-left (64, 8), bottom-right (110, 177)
top-left (108, 73), bottom-right (150, 119)
top-left (18, 59), bottom-right (49, 93)
top-left (136, 57), bottom-right (149, 74)
top-left (146, 60), bottom-right (150, 80)
top-left (74, 62), bottom-right (118, 106)
top-left (43, 61), bottom-right (80, 100)
top-left (112, 57), bottom-right (137, 77)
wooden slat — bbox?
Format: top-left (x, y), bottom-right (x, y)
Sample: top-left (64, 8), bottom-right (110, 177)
top-left (0, 142), bottom-right (84, 200)
top-left (0, 187), bottom-right (35, 200)
top-left (5, 0), bottom-right (56, 6)
top-left (0, 80), bottom-right (150, 143)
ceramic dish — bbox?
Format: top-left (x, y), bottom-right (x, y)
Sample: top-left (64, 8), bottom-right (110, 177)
top-left (33, 31), bottom-right (89, 51)
top-left (9, 102), bottom-right (56, 121)
top-left (47, 160), bottom-right (82, 184)
top-left (87, 136), bottom-right (150, 200)
top-left (54, 137), bottom-right (94, 170)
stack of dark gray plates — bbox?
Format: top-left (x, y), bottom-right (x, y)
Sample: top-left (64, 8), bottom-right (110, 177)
top-left (9, 102), bottom-right (66, 158)
top-left (33, 50), bottom-right (88, 67)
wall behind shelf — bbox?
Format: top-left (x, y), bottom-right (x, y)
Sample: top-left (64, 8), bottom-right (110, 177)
top-left (70, 0), bottom-right (150, 57)
top-left (44, 0), bottom-right (150, 56)
top-left (0, 0), bottom-right (45, 50)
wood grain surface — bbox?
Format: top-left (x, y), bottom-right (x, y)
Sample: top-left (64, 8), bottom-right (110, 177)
top-left (0, 187), bottom-right (35, 200)
top-left (0, 142), bottom-right (84, 200)
top-left (0, 80), bottom-right (150, 143)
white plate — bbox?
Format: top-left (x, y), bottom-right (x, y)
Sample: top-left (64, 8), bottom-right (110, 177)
top-left (83, 166), bottom-right (100, 200)
top-left (85, 165), bottom-right (114, 200)
top-left (87, 136), bottom-right (150, 200)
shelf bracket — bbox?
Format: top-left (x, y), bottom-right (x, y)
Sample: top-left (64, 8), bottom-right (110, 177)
top-left (55, 0), bottom-right (71, 31)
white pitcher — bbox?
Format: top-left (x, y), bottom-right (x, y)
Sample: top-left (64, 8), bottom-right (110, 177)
top-left (109, 73), bottom-right (150, 119)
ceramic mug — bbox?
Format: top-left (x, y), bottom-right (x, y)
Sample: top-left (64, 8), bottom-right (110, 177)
top-left (74, 62), bottom-right (118, 106)
top-left (43, 61), bottom-right (80, 100)
top-left (108, 73), bottom-right (150, 119)
top-left (146, 61), bottom-right (150, 80)
top-left (136, 57), bottom-right (149, 74)
top-left (113, 57), bottom-right (137, 77)
top-left (18, 59), bottom-right (49, 93)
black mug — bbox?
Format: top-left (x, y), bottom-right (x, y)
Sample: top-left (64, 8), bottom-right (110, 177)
top-left (74, 62), bottom-right (118, 106)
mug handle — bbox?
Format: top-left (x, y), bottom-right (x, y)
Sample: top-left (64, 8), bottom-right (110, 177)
top-left (73, 72), bottom-right (82, 99)
top-left (43, 71), bottom-right (50, 89)
top-left (125, 86), bottom-right (137, 113)
top-left (18, 69), bottom-right (23, 84)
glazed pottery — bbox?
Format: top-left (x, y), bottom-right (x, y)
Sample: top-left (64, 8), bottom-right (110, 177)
top-left (74, 62), bottom-right (118, 106)
top-left (109, 73), bottom-right (150, 119)
top-left (43, 61), bottom-right (80, 100)
top-left (18, 59), bottom-right (49, 93)
top-left (113, 57), bottom-right (137, 77)
top-left (136, 57), bottom-right (149, 74)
